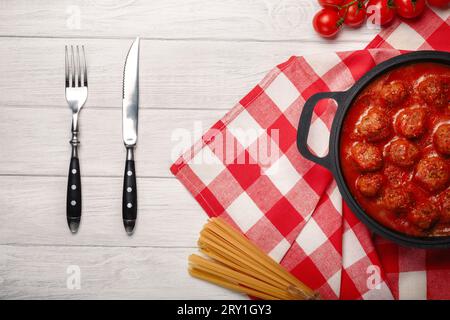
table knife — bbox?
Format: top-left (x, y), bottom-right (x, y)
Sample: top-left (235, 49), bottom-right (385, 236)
top-left (122, 37), bottom-right (140, 235)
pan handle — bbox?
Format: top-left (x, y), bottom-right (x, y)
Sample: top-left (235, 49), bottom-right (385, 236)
top-left (297, 91), bottom-right (345, 170)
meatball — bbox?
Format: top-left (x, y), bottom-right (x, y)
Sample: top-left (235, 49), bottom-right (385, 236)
top-left (407, 202), bottom-right (440, 230)
top-left (417, 75), bottom-right (448, 108)
top-left (438, 190), bottom-right (450, 224)
top-left (433, 124), bottom-right (450, 156)
top-left (356, 173), bottom-right (384, 197)
top-left (383, 164), bottom-right (409, 187)
top-left (387, 139), bottom-right (420, 167)
top-left (395, 106), bottom-right (427, 138)
top-left (381, 80), bottom-right (407, 105)
top-left (355, 107), bottom-right (391, 142)
top-left (351, 142), bottom-right (383, 172)
top-left (382, 187), bottom-right (413, 212)
top-left (415, 157), bottom-right (450, 192)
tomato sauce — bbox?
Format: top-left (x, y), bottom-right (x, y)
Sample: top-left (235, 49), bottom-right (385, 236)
top-left (340, 62), bottom-right (450, 237)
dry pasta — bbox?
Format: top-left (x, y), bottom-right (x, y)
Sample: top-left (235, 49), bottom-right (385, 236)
top-left (188, 218), bottom-right (319, 300)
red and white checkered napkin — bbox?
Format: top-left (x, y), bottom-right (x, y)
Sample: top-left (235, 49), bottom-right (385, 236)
top-left (171, 6), bottom-right (450, 300)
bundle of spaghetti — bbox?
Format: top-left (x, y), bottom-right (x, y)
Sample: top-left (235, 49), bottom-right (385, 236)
top-left (188, 218), bottom-right (319, 300)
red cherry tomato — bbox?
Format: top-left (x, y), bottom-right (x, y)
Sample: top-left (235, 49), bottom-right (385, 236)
top-left (339, 0), bottom-right (367, 27)
top-left (313, 8), bottom-right (344, 37)
top-left (427, 0), bottom-right (449, 8)
top-left (367, 0), bottom-right (396, 26)
top-left (394, 0), bottom-right (426, 18)
top-left (318, 0), bottom-right (345, 8)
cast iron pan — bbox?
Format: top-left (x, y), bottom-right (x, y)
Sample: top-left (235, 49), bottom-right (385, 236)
top-left (297, 50), bottom-right (450, 248)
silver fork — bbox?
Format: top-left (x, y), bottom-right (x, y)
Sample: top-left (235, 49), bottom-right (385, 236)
top-left (65, 45), bottom-right (88, 233)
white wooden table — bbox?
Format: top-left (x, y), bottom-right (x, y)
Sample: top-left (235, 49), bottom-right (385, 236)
top-left (0, 0), bottom-right (378, 299)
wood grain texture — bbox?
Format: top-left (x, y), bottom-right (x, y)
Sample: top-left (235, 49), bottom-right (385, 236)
top-left (0, 37), bottom-right (365, 111)
top-left (0, 176), bottom-right (206, 247)
top-left (0, 245), bottom-right (244, 299)
top-left (0, 106), bottom-right (223, 177)
top-left (0, 0), bottom-right (378, 41)
top-left (0, 0), bottom-right (374, 299)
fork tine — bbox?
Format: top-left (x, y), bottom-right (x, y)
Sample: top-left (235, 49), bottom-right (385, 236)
top-left (65, 45), bottom-right (69, 87)
top-left (76, 45), bottom-right (82, 87)
top-left (71, 45), bottom-right (76, 87)
top-left (82, 45), bottom-right (88, 87)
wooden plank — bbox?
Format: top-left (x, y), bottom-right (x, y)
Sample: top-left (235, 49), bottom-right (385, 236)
top-left (0, 0), bottom-right (380, 300)
top-left (0, 37), bottom-right (366, 111)
top-left (0, 244), bottom-right (244, 299)
top-left (0, 175), bottom-right (207, 247)
top-left (0, 106), bottom-right (222, 177)
top-left (0, 0), bottom-right (378, 42)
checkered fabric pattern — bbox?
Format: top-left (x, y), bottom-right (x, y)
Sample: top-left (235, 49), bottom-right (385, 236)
top-left (171, 6), bottom-right (450, 300)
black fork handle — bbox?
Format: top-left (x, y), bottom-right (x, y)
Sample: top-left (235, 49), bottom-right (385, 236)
top-left (66, 132), bottom-right (81, 233)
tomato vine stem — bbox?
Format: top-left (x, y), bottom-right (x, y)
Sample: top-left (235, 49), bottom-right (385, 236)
top-left (338, 0), bottom-right (369, 20)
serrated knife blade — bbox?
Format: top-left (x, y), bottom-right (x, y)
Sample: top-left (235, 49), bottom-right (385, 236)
top-left (122, 37), bottom-right (140, 146)
top-left (121, 37), bottom-right (140, 235)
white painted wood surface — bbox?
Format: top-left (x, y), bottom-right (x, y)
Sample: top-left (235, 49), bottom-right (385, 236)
top-left (0, 0), bottom-right (374, 299)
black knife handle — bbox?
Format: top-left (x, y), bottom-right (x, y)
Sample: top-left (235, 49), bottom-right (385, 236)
top-left (67, 156), bottom-right (81, 233)
top-left (123, 147), bottom-right (137, 235)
